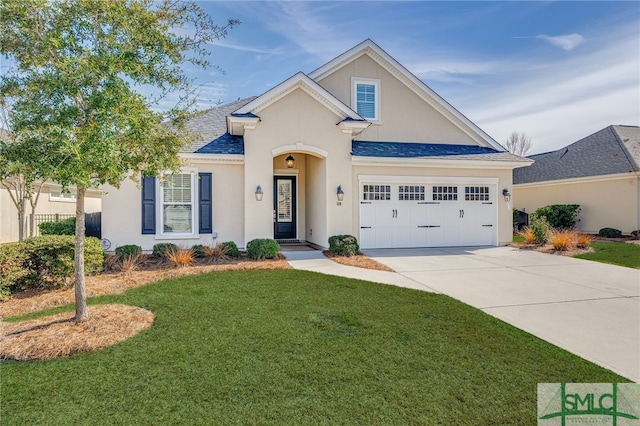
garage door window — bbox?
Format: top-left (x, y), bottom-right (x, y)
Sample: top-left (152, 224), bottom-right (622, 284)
top-left (399, 185), bottom-right (425, 201)
top-left (363, 185), bottom-right (391, 201)
top-left (432, 186), bottom-right (457, 201)
top-left (465, 186), bottom-right (489, 201)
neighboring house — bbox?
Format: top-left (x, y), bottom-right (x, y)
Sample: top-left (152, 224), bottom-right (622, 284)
top-left (0, 183), bottom-right (102, 243)
top-left (513, 125), bottom-right (640, 234)
top-left (101, 39), bottom-right (531, 251)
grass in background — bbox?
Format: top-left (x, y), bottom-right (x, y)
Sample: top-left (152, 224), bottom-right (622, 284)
top-left (575, 241), bottom-right (640, 269)
top-left (2, 270), bottom-right (628, 425)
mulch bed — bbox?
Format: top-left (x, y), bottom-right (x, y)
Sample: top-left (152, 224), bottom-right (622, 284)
top-left (323, 251), bottom-right (394, 272)
top-left (1, 254), bottom-right (290, 319)
top-left (0, 304), bottom-right (154, 361)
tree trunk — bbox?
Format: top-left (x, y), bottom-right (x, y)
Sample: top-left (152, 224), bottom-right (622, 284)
top-left (74, 186), bottom-right (88, 321)
top-left (17, 200), bottom-right (25, 241)
top-left (29, 210), bottom-right (35, 238)
top-left (29, 181), bottom-right (45, 237)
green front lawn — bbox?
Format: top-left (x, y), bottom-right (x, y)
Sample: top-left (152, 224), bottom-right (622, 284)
top-left (2, 270), bottom-right (627, 424)
top-left (575, 241), bottom-right (640, 269)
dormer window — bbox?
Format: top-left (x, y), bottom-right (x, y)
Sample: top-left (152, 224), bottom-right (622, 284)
top-left (352, 78), bottom-right (380, 121)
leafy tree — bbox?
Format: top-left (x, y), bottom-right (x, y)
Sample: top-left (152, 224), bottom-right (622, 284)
top-left (0, 101), bottom-right (49, 241)
top-left (0, 0), bottom-right (238, 320)
top-left (504, 131), bottom-right (533, 156)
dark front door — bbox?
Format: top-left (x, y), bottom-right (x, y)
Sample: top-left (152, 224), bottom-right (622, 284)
top-left (274, 176), bottom-right (297, 239)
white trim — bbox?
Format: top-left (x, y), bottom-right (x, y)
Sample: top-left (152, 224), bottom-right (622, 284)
top-left (352, 156), bottom-right (528, 170)
top-left (352, 77), bottom-right (381, 122)
top-left (358, 175), bottom-right (499, 185)
top-left (234, 72), bottom-right (363, 121)
top-left (338, 120), bottom-right (370, 135)
top-left (226, 116), bottom-right (260, 136)
top-left (274, 169), bottom-right (300, 175)
top-left (179, 153), bottom-right (244, 165)
top-left (272, 143), bottom-right (329, 159)
top-left (309, 39), bottom-right (504, 151)
top-left (157, 168), bottom-right (198, 238)
top-left (514, 172), bottom-right (640, 188)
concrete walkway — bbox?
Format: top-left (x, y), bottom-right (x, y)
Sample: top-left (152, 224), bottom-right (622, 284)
top-left (282, 246), bottom-right (640, 382)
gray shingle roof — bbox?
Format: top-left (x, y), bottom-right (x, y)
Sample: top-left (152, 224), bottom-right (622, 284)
top-left (353, 141), bottom-right (496, 157)
top-left (513, 125), bottom-right (640, 184)
top-left (179, 97), bottom-right (256, 153)
top-left (195, 133), bottom-right (244, 155)
top-left (352, 141), bottom-right (529, 162)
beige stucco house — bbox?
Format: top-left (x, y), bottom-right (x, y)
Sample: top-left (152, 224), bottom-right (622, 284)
top-left (513, 125), bottom-right (640, 235)
top-left (101, 40), bottom-right (531, 251)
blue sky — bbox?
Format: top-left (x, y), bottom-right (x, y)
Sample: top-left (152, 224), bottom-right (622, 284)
top-left (186, 1), bottom-right (639, 154)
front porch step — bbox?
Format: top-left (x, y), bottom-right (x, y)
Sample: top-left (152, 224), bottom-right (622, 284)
top-left (276, 239), bottom-right (303, 245)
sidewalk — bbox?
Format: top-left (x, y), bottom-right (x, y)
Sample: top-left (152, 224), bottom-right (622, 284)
top-left (282, 250), bottom-right (436, 293)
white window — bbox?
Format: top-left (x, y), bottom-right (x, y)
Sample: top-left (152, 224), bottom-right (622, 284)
top-left (161, 172), bottom-right (196, 235)
top-left (352, 78), bottom-right (380, 121)
top-left (50, 190), bottom-right (76, 202)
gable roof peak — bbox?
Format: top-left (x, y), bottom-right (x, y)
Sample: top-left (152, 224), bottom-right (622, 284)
top-left (309, 39), bottom-right (505, 151)
top-left (233, 71), bottom-right (362, 121)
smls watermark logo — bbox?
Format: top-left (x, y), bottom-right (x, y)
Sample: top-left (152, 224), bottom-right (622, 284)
top-left (538, 383), bottom-right (640, 425)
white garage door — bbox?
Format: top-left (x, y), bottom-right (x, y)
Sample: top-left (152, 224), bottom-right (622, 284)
top-left (359, 181), bottom-right (497, 249)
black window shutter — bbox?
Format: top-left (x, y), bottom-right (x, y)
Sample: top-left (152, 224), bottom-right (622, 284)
top-left (141, 176), bottom-right (156, 234)
top-left (199, 173), bottom-right (213, 234)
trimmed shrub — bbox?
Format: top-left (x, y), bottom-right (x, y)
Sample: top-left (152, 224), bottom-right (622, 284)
top-left (219, 241), bottom-right (239, 258)
top-left (246, 239), bottom-right (280, 260)
top-left (39, 217), bottom-right (76, 235)
top-left (531, 204), bottom-right (581, 229)
top-left (115, 244), bottom-right (142, 260)
top-left (19, 236), bottom-right (103, 288)
top-left (152, 243), bottom-right (178, 258)
top-left (0, 245), bottom-right (29, 299)
top-left (328, 235), bottom-right (360, 257)
top-left (598, 228), bottom-right (622, 238)
top-left (530, 216), bottom-right (551, 245)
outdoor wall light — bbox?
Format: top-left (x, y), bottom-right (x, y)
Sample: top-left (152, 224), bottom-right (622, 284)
top-left (285, 154), bottom-right (295, 168)
top-left (255, 185), bottom-right (264, 201)
top-left (336, 185), bottom-right (345, 202)
top-left (502, 188), bottom-right (511, 202)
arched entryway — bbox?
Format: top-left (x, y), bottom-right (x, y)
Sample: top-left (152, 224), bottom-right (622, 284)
top-left (272, 144), bottom-right (328, 245)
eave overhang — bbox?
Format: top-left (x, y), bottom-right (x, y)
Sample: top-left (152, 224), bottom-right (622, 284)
top-left (226, 115), bottom-right (260, 136)
top-left (351, 155), bottom-right (533, 170)
top-left (338, 119), bottom-right (370, 136)
top-left (179, 152), bottom-right (245, 165)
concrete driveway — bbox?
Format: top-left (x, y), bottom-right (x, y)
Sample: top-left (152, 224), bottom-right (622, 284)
top-left (363, 246), bottom-right (640, 382)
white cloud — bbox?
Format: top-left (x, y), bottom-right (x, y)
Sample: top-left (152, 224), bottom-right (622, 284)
top-left (250, 2), bottom-right (360, 61)
top-left (209, 39), bottom-right (285, 55)
top-left (536, 33), bottom-right (585, 51)
top-left (444, 24), bottom-right (639, 154)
